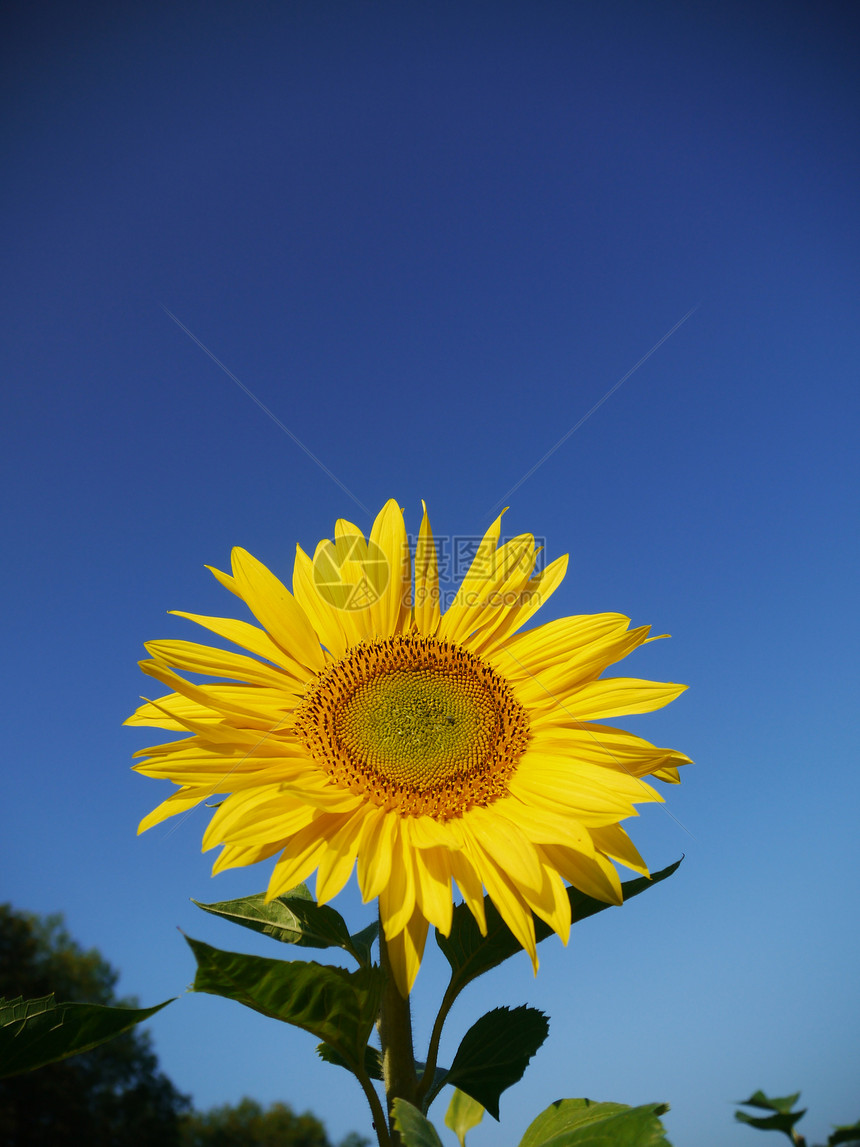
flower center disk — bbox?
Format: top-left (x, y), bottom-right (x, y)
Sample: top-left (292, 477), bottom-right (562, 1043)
top-left (295, 635), bottom-right (530, 818)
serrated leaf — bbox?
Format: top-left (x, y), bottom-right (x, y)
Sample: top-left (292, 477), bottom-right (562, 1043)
top-left (442, 1006), bottom-right (549, 1119)
top-left (185, 936), bottom-right (383, 1073)
top-left (437, 860), bottom-right (681, 996)
top-left (0, 993), bottom-right (173, 1079)
top-left (518, 1097), bottom-right (671, 1147)
top-left (445, 1088), bottom-right (485, 1146)
top-left (392, 1098), bottom-right (445, 1147)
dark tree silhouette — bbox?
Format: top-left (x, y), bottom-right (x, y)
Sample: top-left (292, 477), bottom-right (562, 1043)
top-left (0, 903), bottom-right (190, 1147)
top-left (1, 905), bottom-right (371, 1146)
top-left (179, 1096), bottom-right (369, 1147)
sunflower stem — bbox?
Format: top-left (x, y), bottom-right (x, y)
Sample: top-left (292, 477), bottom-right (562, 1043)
top-left (377, 916), bottom-right (418, 1146)
top-left (415, 978), bottom-right (458, 1106)
top-left (354, 1065), bottom-right (393, 1147)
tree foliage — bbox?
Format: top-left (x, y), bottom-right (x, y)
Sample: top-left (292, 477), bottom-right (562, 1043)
top-left (0, 903), bottom-right (190, 1147)
top-left (180, 1096), bottom-right (369, 1147)
top-left (0, 904), bottom-right (370, 1147)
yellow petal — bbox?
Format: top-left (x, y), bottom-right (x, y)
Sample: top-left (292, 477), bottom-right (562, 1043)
top-left (437, 511), bottom-right (505, 642)
top-left (137, 785), bottom-right (211, 833)
top-left (448, 847), bottom-right (487, 936)
top-left (468, 839), bottom-right (537, 969)
top-left (137, 660), bottom-right (288, 731)
top-left (516, 756), bottom-right (663, 807)
top-left (461, 542), bottom-right (541, 650)
top-left (230, 548), bottom-right (325, 673)
top-left (652, 764), bottom-right (681, 783)
top-left (132, 695), bottom-right (266, 745)
top-left (540, 843), bottom-right (623, 905)
top-left (496, 613), bottom-right (630, 672)
top-left (443, 532), bottom-right (538, 646)
top-left (412, 838), bottom-right (453, 935)
top-left (292, 545), bottom-right (348, 659)
top-left (144, 639), bottom-right (297, 690)
top-left (326, 520), bottom-right (379, 644)
top-left (276, 775), bottom-right (363, 813)
top-left (528, 722), bottom-right (692, 777)
top-left (315, 814), bottom-right (364, 904)
top-left (549, 677), bottom-right (688, 721)
top-left (134, 756), bottom-right (306, 787)
top-left (356, 809), bottom-right (396, 902)
top-left (169, 610), bottom-right (309, 678)
top-left (519, 863), bottom-right (571, 944)
top-left (369, 499), bottom-right (411, 638)
top-left (507, 626), bottom-right (654, 701)
top-left (470, 554), bottom-right (569, 655)
top-left (212, 837), bottom-right (290, 874)
top-left (205, 565), bottom-right (242, 599)
top-left (378, 826), bottom-right (416, 939)
top-left (589, 824), bottom-right (649, 876)
top-left (492, 799), bottom-right (596, 856)
top-left (465, 806), bottom-right (544, 896)
top-left (201, 788), bottom-right (308, 850)
top-left (409, 815), bottom-right (464, 850)
top-left (384, 908), bottom-right (429, 997)
top-left (265, 821), bottom-right (332, 899)
top-left (126, 693), bottom-right (207, 729)
top-left (414, 501), bottom-right (441, 636)
top-left (133, 726), bottom-right (299, 759)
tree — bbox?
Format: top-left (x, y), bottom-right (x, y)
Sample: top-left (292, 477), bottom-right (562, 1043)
top-left (179, 1096), bottom-right (370, 1147)
top-left (0, 903), bottom-right (190, 1147)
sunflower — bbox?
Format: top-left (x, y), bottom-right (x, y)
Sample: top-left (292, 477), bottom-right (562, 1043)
top-left (128, 500), bottom-right (689, 994)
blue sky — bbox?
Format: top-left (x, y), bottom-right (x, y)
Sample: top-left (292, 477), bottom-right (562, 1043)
top-left (2, 2), bottom-right (858, 1145)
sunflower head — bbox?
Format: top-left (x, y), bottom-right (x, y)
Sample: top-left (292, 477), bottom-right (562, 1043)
top-left (128, 500), bottom-right (689, 994)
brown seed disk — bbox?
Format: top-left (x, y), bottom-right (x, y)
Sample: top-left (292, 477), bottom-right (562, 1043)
top-left (293, 634), bottom-right (530, 819)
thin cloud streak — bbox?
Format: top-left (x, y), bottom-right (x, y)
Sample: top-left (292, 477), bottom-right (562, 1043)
top-left (160, 304), bottom-right (371, 518)
top-left (486, 304), bottom-right (700, 518)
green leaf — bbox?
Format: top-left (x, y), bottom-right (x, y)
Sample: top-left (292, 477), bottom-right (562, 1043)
top-left (737, 1091), bottom-right (803, 1115)
top-left (391, 1099), bottom-right (445, 1147)
top-left (735, 1091), bottom-right (806, 1138)
top-left (185, 936), bottom-right (383, 1074)
top-left (318, 1041), bottom-right (450, 1101)
top-left (349, 920), bottom-right (380, 965)
top-left (436, 860), bottom-right (681, 996)
top-left (0, 994), bottom-right (173, 1079)
top-left (829, 1119), bottom-right (860, 1146)
top-left (417, 1061), bottom-right (450, 1102)
top-left (442, 1005), bottom-right (549, 1119)
top-left (518, 1097), bottom-right (671, 1147)
top-left (192, 887), bottom-right (377, 966)
top-left (192, 886), bottom-right (346, 946)
top-left (445, 1088), bottom-right (485, 1146)
top-left (735, 1111), bottom-right (807, 1137)
top-left (316, 1040), bottom-right (383, 1081)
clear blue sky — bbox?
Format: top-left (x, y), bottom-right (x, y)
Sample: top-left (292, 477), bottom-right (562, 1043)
top-left (2, 3), bottom-right (858, 1145)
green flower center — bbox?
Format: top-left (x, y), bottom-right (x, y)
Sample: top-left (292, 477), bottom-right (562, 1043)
top-left (336, 668), bottom-right (498, 788)
top-left (294, 634), bottom-right (530, 818)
